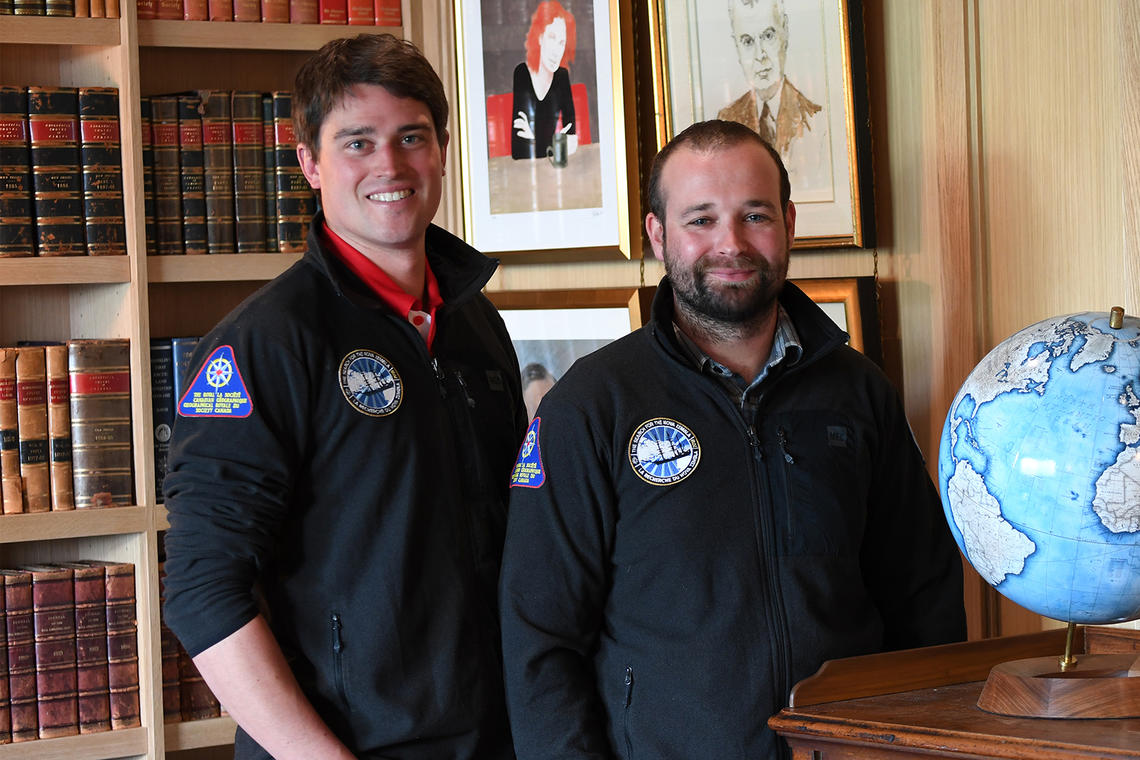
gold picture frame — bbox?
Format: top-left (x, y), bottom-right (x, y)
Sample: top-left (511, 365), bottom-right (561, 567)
top-left (454, 0), bottom-right (642, 260)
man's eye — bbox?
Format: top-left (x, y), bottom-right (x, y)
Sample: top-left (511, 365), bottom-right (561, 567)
top-left (347, 139), bottom-right (366, 151)
top-left (688, 217), bottom-right (710, 227)
top-left (746, 213), bottom-right (771, 223)
top-left (402, 134), bottom-right (423, 145)
top-left (739, 34), bottom-right (754, 47)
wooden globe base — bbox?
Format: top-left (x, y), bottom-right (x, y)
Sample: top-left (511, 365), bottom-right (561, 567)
top-left (976, 653), bottom-right (1140, 718)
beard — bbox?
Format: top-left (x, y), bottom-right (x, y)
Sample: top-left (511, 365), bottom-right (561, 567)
top-left (664, 246), bottom-right (786, 328)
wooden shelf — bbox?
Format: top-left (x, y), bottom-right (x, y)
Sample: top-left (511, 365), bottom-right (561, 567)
top-left (0, 15), bottom-right (120, 46)
top-left (0, 257), bottom-right (131, 286)
top-left (164, 716), bottom-right (237, 751)
top-left (0, 727), bottom-right (146, 760)
top-left (137, 20), bottom-right (400, 50)
top-left (0, 506), bottom-right (150, 544)
top-left (147, 253), bottom-right (302, 283)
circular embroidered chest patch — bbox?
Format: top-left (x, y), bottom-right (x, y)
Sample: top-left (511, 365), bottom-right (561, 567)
top-left (339, 349), bottom-right (402, 417)
top-left (628, 417), bottom-right (701, 485)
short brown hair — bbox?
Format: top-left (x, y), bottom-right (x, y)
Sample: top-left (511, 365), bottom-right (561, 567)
top-left (646, 119), bottom-right (790, 222)
top-left (293, 33), bottom-right (448, 155)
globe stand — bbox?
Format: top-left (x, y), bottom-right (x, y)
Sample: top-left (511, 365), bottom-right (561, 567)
top-left (977, 623), bottom-right (1140, 718)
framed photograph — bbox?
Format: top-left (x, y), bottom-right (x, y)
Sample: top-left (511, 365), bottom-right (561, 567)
top-left (455, 0), bottom-right (641, 258)
top-left (793, 276), bottom-right (881, 364)
top-left (488, 287), bottom-right (653, 418)
top-left (646, 0), bottom-right (875, 248)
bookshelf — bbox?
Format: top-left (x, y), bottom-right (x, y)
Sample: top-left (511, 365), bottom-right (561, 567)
top-left (1, 7), bottom-right (409, 758)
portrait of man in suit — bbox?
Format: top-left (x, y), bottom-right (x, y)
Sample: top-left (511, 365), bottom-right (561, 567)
top-left (718, 0), bottom-right (830, 197)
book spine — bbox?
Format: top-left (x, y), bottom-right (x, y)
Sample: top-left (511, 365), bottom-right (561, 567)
top-left (178, 96), bottom-right (207, 255)
top-left (272, 92), bottom-right (314, 254)
top-left (183, 0), bottom-right (206, 20)
top-left (157, 561), bottom-right (182, 722)
top-left (136, 0), bottom-right (156, 18)
top-left (171, 337), bottom-right (201, 407)
top-left (27, 86), bottom-right (84, 257)
top-left (79, 87), bottom-right (127, 257)
top-left (105, 0), bottom-right (117, 16)
top-left (288, 0), bottom-right (315, 23)
top-left (102, 562), bottom-right (141, 729)
top-left (261, 94), bottom-right (278, 252)
top-left (374, 0), bottom-right (398, 25)
top-left (88, 0), bottom-right (103, 16)
top-left (231, 91), bottom-right (267, 253)
top-left (150, 339), bottom-right (173, 502)
top-left (0, 348), bottom-right (21, 514)
top-left (65, 563), bottom-right (110, 733)
top-left (15, 346), bottom-right (50, 513)
top-left (0, 0), bottom-right (14, 13)
top-left (260, 0), bottom-right (286, 22)
top-left (26, 565), bottom-right (78, 739)
top-left (0, 86), bottom-right (34, 258)
top-left (73, 0), bottom-right (88, 15)
top-left (199, 90), bottom-right (236, 254)
top-left (11, 0), bottom-right (45, 14)
top-left (207, 0), bottom-right (231, 20)
top-left (139, 97), bottom-right (157, 255)
top-left (0, 580), bottom-right (8, 745)
top-left (155, 0), bottom-right (181, 18)
top-left (68, 339), bottom-right (133, 509)
top-left (45, 344), bottom-right (74, 511)
top-left (232, 0), bottom-right (258, 20)
top-left (150, 96), bottom-right (183, 255)
top-left (43, 0), bottom-right (72, 15)
top-left (318, 0), bottom-right (344, 23)
top-left (346, 0), bottom-right (370, 25)
top-left (178, 647), bottom-right (220, 720)
top-left (2, 570), bottom-right (36, 742)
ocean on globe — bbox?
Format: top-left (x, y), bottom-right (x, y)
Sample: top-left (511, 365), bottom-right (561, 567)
top-left (939, 311), bottom-right (1140, 624)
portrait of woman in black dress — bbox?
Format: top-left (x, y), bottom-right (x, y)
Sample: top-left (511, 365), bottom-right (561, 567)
top-left (511, 1), bottom-right (578, 160)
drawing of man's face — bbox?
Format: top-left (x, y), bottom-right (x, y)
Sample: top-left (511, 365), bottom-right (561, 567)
top-left (729, 0), bottom-right (789, 102)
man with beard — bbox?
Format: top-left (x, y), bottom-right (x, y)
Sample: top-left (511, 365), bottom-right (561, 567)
top-left (498, 120), bottom-right (965, 759)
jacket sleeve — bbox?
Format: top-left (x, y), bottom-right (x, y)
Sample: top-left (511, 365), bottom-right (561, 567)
top-left (499, 390), bottom-right (616, 760)
top-left (861, 380), bottom-right (967, 650)
top-left (161, 328), bottom-right (309, 657)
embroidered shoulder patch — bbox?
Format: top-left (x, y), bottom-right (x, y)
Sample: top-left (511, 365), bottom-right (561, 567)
top-left (339, 349), bottom-right (402, 417)
top-left (510, 417), bottom-right (545, 488)
top-left (178, 345), bottom-right (252, 418)
top-left (628, 417), bottom-right (700, 485)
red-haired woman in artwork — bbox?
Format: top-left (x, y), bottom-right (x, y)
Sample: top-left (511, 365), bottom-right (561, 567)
top-left (511, 1), bottom-right (578, 160)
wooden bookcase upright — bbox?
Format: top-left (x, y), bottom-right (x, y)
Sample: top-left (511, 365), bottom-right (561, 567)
top-left (0, 11), bottom-right (405, 760)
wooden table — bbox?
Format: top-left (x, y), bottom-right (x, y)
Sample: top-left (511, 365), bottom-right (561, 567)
top-left (487, 143), bottom-right (602, 214)
top-left (769, 628), bottom-right (1140, 759)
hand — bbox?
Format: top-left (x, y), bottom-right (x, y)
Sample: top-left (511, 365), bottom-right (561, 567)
top-left (513, 111), bottom-right (534, 140)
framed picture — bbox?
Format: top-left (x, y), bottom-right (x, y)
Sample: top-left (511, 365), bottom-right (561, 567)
top-left (455, 0), bottom-right (641, 259)
top-left (488, 287), bottom-right (653, 418)
top-left (793, 276), bottom-right (881, 364)
top-left (646, 0), bottom-right (875, 248)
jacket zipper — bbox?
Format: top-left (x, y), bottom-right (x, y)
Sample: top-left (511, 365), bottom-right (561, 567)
top-left (623, 666), bottom-right (634, 759)
top-left (330, 612), bottom-right (349, 708)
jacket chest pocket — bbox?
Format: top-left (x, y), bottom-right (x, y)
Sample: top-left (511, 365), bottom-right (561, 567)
top-left (769, 412), bottom-right (869, 557)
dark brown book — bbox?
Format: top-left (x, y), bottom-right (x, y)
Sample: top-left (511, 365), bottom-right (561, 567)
top-left (0, 0), bottom-right (14, 14)
top-left (139, 97), bottom-right (157, 255)
top-left (199, 90), bottom-right (235, 254)
top-left (0, 575), bottom-right (8, 745)
top-left (23, 564), bottom-right (78, 739)
top-left (0, 86), bottom-right (34, 258)
top-left (78, 87), bottom-right (127, 256)
top-left (182, 0), bottom-right (206, 19)
top-left (136, 0), bottom-right (155, 17)
top-left (28, 86), bottom-right (84, 257)
top-left (0, 348), bottom-right (21, 515)
top-left (2, 570), bottom-right (36, 742)
top-left (289, 0), bottom-right (315, 23)
top-left (230, 91), bottom-right (267, 253)
top-left (93, 561), bottom-right (140, 729)
top-left (56, 562), bottom-right (110, 733)
top-left (44, 0), bottom-right (72, 15)
top-left (12, 0), bottom-right (45, 14)
top-left (178, 646), bottom-right (220, 721)
top-left (233, 0), bottom-right (258, 20)
top-left (272, 92), bottom-right (314, 253)
top-left (45, 343), bottom-right (74, 511)
top-left (261, 94), bottom-right (278, 252)
top-left (68, 339), bottom-right (133, 509)
top-left (157, 560), bottom-right (181, 722)
top-left (207, 0), bottom-right (230, 20)
top-left (155, 0), bottom-right (181, 18)
top-left (260, 0), bottom-right (286, 21)
top-left (178, 95), bottom-right (207, 255)
top-left (15, 346), bottom-right (50, 513)
top-left (150, 95), bottom-right (183, 255)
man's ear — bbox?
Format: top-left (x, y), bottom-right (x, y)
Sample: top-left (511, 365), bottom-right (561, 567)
top-left (439, 128), bottom-right (449, 176)
top-left (297, 142), bottom-right (320, 190)
top-left (645, 213), bottom-right (666, 262)
top-left (784, 201), bottom-right (796, 248)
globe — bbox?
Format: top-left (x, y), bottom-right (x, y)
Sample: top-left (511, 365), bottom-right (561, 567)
top-left (938, 310), bottom-right (1140, 624)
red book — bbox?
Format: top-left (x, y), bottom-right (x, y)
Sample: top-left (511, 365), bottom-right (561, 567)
top-left (57, 562), bottom-right (111, 734)
top-left (260, 0), bottom-right (286, 21)
top-left (232, 0), bottom-right (258, 20)
top-left (319, 0), bottom-right (344, 23)
top-left (288, 0), bottom-right (315, 22)
top-left (136, 0), bottom-right (156, 18)
top-left (183, 0), bottom-right (207, 20)
top-left (2, 570), bottom-right (36, 743)
top-left (155, 0), bottom-right (182, 18)
top-left (24, 564), bottom-right (78, 739)
top-left (78, 561), bottom-right (140, 729)
top-left (0, 580), bottom-right (8, 745)
top-left (178, 646), bottom-right (220, 720)
top-left (346, 0), bottom-right (370, 24)
top-left (208, 0), bottom-right (231, 20)
top-left (44, 343), bottom-right (74, 511)
top-left (157, 562), bottom-right (182, 722)
top-left (373, 0), bottom-right (397, 25)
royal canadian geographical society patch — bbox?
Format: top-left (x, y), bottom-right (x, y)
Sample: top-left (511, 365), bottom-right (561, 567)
top-left (178, 345), bottom-right (252, 418)
top-left (339, 349), bottom-right (402, 417)
top-left (510, 417), bottom-right (545, 488)
top-left (628, 417), bottom-right (700, 485)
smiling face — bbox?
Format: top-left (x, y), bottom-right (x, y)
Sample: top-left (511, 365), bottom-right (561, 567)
top-left (297, 83), bottom-right (447, 264)
top-left (538, 17), bottom-right (568, 74)
top-left (730, 0), bottom-right (789, 101)
top-left (646, 141), bottom-right (795, 326)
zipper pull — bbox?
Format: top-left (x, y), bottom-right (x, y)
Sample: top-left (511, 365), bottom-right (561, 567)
top-left (777, 427), bottom-right (795, 464)
top-left (455, 371), bottom-right (477, 408)
top-left (624, 666), bottom-right (634, 707)
top-left (331, 613), bottom-right (343, 653)
top-left (746, 425), bottom-right (764, 459)
top-left (431, 357), bottom-right (448, 398)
